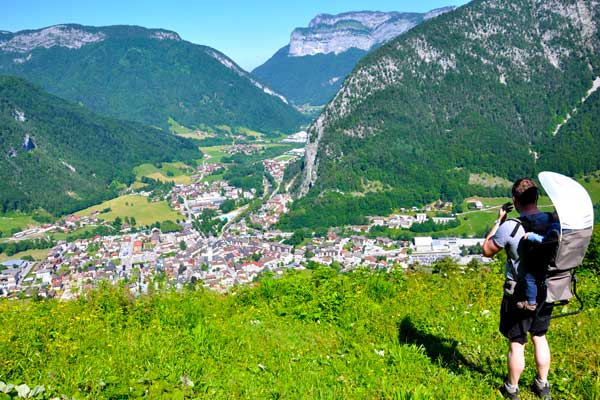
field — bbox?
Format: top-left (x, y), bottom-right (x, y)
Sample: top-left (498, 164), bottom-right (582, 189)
top-left (436, 196), bottom-right (556, 236)
top-left (75, 195), bottom-right (182, 226)
top-left (199, 146), bottom-right (231, 164)
top-left (169, 118), bottom-right (215, 140)
top-left (50, 226), bottom-right (98, 241)
top-left (168, 117), bottom-right (195, 135)
top-left (236, 127), bottom-right (264, 138)
top-left (130, 181), bottom-right (148, 190)
top-left (0, 248), bottom-right (49, 263)
top-left (274, 154), bottom-right (295, 162)
top-left (446, 173), bottom-right (600, 237)
top-left (0, 213), bottom-right (38, 237)
top-left (133, 162), bottom-right (194, 185)
top-left (0, 265), bottom-right (598, 399)
top-left (203, 172), bottom-right (226, 183)
top-left (580, 172), bottom-right (600, 203)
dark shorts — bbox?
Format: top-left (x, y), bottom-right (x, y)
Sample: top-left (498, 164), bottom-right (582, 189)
top-left (499, 295), bottom-right (552, 344)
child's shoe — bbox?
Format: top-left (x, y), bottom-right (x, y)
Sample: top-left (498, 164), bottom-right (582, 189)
top-left (516, 301), bottom-right (537, 311)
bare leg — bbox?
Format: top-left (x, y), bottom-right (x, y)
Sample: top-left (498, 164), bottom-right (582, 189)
top-left (531, 334), bottom-right (551, 381)
top-left (507, 341), bottom-right (526, 386)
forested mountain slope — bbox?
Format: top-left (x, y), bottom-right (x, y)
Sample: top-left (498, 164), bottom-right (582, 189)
top-left (0, 24), bottom-right (306, 134)
top-left (0, 76), bottom-right (200, 215)
top-left (290, 0), bottom-right (600, 228)
top-left (253, 46), bottom-right (367, 107)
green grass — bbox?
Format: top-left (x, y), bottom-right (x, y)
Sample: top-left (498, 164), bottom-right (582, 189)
top-left (133, 162), bottom-right (194, 185)
top-left (203, 173), bottom-right (226, 183)
top-left (0, 212), bottom-right (38, 237)
top-left (0, 266), bottom-right (598, 399)
top-left (130, 181), bottom-right (148, 190)
top-left (579, 173), bottom-right (600, 204)
top-left (51, 226), bottom-right (97, 241)
top-left (199, 146), bottom-right (231, 164)
top-left (430, 196), bottom-right (555, 237)
top-left (168, 117), bottom-right (195, 135)
top-left (274, 154), bottom-right (295, 162)
top-left (0, 248), bottom-right (49, 263)
top-left (215, 125), bottom-right (232, 134)
top-left (384, 196), bottom-right (557, 238)
top-left (169, 117), bottom-right (215, 140)
top-left (236, 127), bottom-right (264, 138)
top-left (75, 195), bottom-right (182, 226)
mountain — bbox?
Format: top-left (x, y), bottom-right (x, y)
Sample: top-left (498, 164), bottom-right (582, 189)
top-left (252, 7), bottom-right (455, 107)
top-left (282, 0), bottom-right (600, 229)
top-left (0, 76), bottom-right (200, 215)
top-left (0, 24), bottom-right (306, 134)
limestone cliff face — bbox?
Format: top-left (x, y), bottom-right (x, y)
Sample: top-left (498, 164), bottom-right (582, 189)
top-left (253, 7), bottom-right (455, 107)
top-left (288, 8), bottom-right (455, 57)
top-left (0, 24), bottom-right (181, 54)
top-left (298, 0), bottom-right (600, 197)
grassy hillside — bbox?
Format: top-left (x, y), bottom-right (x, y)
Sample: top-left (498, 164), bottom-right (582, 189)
top-left (1, 262), bottom-right (599, 399)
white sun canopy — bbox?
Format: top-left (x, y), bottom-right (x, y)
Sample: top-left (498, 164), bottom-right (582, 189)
top-left (538, 171), bottom-right (594, 230)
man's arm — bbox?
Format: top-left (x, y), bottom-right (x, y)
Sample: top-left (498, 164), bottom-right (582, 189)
top-left (482, 206), bottom-right (509, 257)
top-left (482, 225), bottom-right (502, 257)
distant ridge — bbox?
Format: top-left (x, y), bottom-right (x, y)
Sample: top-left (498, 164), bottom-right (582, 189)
top-left (0, 24), bottom-right (307, 134)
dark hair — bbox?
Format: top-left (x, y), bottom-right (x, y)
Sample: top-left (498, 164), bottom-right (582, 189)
top-left (512, 178), bottom-right (538, 206)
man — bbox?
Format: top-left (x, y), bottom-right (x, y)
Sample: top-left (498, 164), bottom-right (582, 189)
top-left (482, 178), bottom-right (552, 400)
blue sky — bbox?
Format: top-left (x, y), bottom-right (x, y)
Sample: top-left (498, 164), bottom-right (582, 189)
top-left (2, 0), bottom-right (471, 71)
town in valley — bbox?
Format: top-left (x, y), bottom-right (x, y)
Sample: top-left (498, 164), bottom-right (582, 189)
top-left (0, 132), bottom-right (489, 299)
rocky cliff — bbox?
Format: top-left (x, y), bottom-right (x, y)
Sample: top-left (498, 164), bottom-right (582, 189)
top-left (253, 7), bottom-right (454, 107)
top-left (289, 8), bottom-right (455, 57)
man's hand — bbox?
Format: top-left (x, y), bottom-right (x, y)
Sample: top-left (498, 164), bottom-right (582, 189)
top-left (482, 202), bottom-right (512, 257)
top-left (499, 202), bottom-right (513, 223)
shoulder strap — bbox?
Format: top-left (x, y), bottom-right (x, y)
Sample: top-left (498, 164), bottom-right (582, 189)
top-left (504, 218), bottom-right (523, 280)
top-left (508, 218), bottom-right (523, 238)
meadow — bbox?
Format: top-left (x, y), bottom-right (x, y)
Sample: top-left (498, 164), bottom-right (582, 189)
top-left (0, 262), bottom-right (598, 399)
top-left (0, 213), bottom-right (38, 237)
top-left (0, 248), bottom-right (49, 263)
top-left (133, 163), bottom-right (194, 185)
top-left (75, 195), bottom-right (182, 226)
top-left (198, 146), bottom-right (231, 165)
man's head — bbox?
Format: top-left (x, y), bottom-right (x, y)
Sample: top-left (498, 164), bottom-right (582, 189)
top-left (512, 177), bottom-right (539, 209)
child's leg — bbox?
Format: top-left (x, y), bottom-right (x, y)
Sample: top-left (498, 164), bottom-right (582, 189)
top-left (524, 273), bottom-right (538, 304)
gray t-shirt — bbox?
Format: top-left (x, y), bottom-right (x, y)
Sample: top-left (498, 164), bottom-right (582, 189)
top-left (492, 212), bottom-right (552, 280)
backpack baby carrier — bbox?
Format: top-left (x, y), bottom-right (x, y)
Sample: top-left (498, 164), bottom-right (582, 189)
top-left (510, 172), bottom-right (594, 318)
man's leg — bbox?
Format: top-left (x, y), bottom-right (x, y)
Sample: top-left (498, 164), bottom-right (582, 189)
top-left (507, 341), bottom-right (526, 386)
top-left (531, 334), bottom-right (551, 381)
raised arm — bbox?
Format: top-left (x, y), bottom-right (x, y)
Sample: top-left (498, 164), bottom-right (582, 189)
top-left (482, 205), bottom-right (509, 257)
